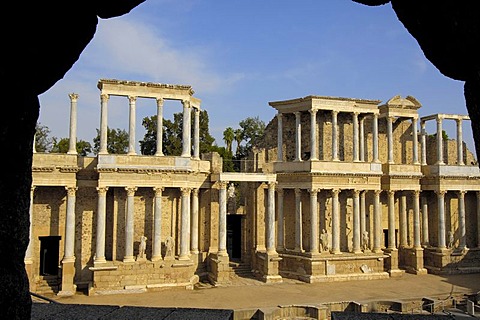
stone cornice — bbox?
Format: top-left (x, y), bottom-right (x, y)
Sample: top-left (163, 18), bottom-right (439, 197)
top-left (98, 78), bottom-right (194, 95)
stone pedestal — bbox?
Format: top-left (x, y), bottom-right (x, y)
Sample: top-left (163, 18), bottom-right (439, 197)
top-left (58, 260), bottom-right (76, 296)
top-left (208, 253), bottom-right (231, 285)
top-left (258, 252), bottom-right (283, 283)
top-left (384, 249), bottom-right (404, 277)
top-left (25, 261), bottom-right (36, 292)
top-left (409, 248), bottom-right (428, 275)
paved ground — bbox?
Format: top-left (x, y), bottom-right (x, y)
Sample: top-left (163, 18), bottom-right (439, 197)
top-left (42, 272), bottom-right (480, 312)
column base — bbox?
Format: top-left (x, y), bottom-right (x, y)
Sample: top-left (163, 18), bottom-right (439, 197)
top-left (59, 259), bottom-right (76, 296)
top-left (151, 255), bottom-right (163, 262)
top-left (123, 256), bottom-right (135, 263)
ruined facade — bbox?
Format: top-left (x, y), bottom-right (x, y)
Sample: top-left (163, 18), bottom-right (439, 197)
top-left (26, 80), bottom-right (480, 296)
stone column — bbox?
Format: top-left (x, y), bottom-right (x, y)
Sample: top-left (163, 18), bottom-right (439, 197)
top-left (266, 182), bottom-right (277, 254)
top-left (477, 192), bottom-right (480, 248)
top-left (277, 113), bottom-right (283, 161)
top-left (99, 94), bottom-right (109, 155)
top-left (421, 195), bottom-right (430, 247)
top-left (373, 190), bottom-right (382, 253)
top-left (179, 187), bottom-right (191, 260)
top-left (33, 134), bottom-right (37, 153)
top-left (458, 191), bottom-right (466, 250)
top-left (436, 190), bottom-right (447, 249)
top-left (387, 190), bottom-right (396, 250)
top-left (413, 191), bottom-right (422, 249)
top-left (373, 113), bottom-right (379, 163)
top-left (310, 109), bottom-right (318, 160)
top-left (359, 116), bottom-right (365, 162)
top-left (456, 119), bottom-right (464, 165)
top-left (421, 121), bottom-right (427, 165)
top-left (67, 93), bottom-right (78, 155)
top-left (294, 188), bottom-right (303, 252)
top-left (155, 98), bottom-right (164, 156)
top-left (331, 189), bottom-right (341, 254)
top-left (95, 187), bottom-right (108, 263)
top-left (193, 108), bottom-right (200, 160)
top-left (399, 193), bottom-right (407, 248)
top-left (191, 188), bottom-right (199, 254)
top-left (152, 187), bottom-right (164, 261)
top-left (127, 96), bottom-right (137, 155)
top-left (25, 186), bottom-right (35, 263)
top-left (295, 112), bottom-right (302, 161)
top-left (218, 182), bottom-right (228, 256)
top-left (124, 187), bottom-right (137, 262)
top-left (63, 187), bottom-right (77, 261)
top-left (436, 116), bottom-right (444, 165)
top-left (387, 116), bottom-right (394, 164)
top-left (332, 110), bottom-right (339, 161)
top-left (353, 112), bottom-right (359, 162)
top-left (412, 118), bottom-right (419, 164)
top-left (360, 191), bottom-right (366, 240)
top-left (353, 190), bottom-right (362, 253)
top-left (309, 188), bottom-right (319, 254)
top-left (276, 188), bottom-right (285, 251)
top-left (181, 100), bottom-right (192, 157)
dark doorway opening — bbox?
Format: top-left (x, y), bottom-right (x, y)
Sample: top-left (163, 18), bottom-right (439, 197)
top-left (383, 229), bottom-right (398, 249)
top-left (227, 214), bottom-right (242, 260)
top-left (39, 236), bottom-right (61, 276)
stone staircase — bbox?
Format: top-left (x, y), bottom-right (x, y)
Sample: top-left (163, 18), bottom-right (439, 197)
top-left (34, 275), bottom-right (60, 295)
top-left (229, 261), bottom-right (255, 279)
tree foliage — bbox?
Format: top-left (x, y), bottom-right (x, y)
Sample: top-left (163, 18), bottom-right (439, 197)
top-left (51, 137), bottom-right (92, 156)
top-left (35, 122), bottom-right (54, 152)
top-left (93, 127), bottom-right (129, 154)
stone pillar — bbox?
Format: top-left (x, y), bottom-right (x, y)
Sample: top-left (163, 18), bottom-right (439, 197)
top-left (181, 100), bottom-right (191, 157)
top-left (193, 108), bottom-right (200, 160)
top-left (421, 195), bottom-right (429, 247)
top-left (191, 188), bottom-right (199, 254)
top-left (266, 182), bottom-right (277, 254)
top-left (155, 98), bottom-right (164, 156)
top-left (436, 190), bottom-right (447, 249)
top-left (294, 188), bottom-right (303, 252)
top-left (359, 116), bottom-right (365, 162)
top-left (387, 116), bottom-right (394, 164)
top-left (331, 189), bottom-right (341, 254)
top-left (387, 190), bottom-right (396, 250)
top-left (353, 190), bottom-right (362, 253)
top-left (25, 186), bottom-right (35, 263)
top-left (373, 190), bottom-right (382, 253)
top-left (295, 112), bottom-right (302, 161)
top-left (95, 187), bottom-right (108, 263)
top-left (399, 193), bottom-right (407, 248)
top-left (360, 191), bottom-right (366, 240)
top-left (456, 119), bottom-right (464, 165)
top-left (67, 93), bottom-right (78, 155)
top-left (309, 188), bottom-right (319, 254)
top-left (124, 187), bottom-right (137, 262)
top-left (332, 110), bottom-right (339, 161)
top-left (127, 96), bottom-right (137, 155)
top-left (276, 188), bottom-right (285, 251)
top-left (458, 191), bottom-right (466, 250)
top-left (33, 134), bottom-right (37, 153)
top-left (353, 112), bottom-right (359, 162)
top-left (277, 113), bottom-right (283, 161)
top-left (179, 187), bottom-right (191, 260)
top-left (99, 94), bottom-right (109, 155)
top-left (218, 182), bottom-right (228, 256)
top-left (413, 191), bottom-right (422, 249)
top-left (59, 187), bottom-right (77, 296)
top-left (421, 121), bottom-right (427, 165)
top-left (477, 192), bottom-right (480, 248)
top-left (412, 118), bottom-right (419, 164)
top-left (436, 116), bottom-right (444, 165)
top-left (310, 109), bottom-right (318, 160)
top-left (152, 187), bottom-right (164, 261)
top-left (373, 113), bottom-right (379, 163)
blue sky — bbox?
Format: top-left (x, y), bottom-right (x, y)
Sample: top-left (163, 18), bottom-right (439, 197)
top-left (38, 1), bottom-right (472, 153)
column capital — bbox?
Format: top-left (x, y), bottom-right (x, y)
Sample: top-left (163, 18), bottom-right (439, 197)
top-left (180, 187), bottom-right (192, 196)
top-left (457, 190), bottom-right (466, 196)
top-left (276, 187), bottom-right (284, 196)
top-left (182, 99), bottom-right (191, 108)
top-left (268, 181), bottom-right (277, 190)
top-left (69, 93), bottom-right (79, 102)
top-left (153, 186), bottom-right (165, 196)
top-left (65, 186), bottom-right (78, 196)
top-left (387, 190), bottom-right (395, 196)
top-left (352, 189), bottom-right (361, 196)
top-left (413, 190), bottom-right (421, 196)
top-left (295, 188), bottom-right (302, 196)
top-left (125, 187), bottom-right (138, 196)
top-left (217, 181), bottom-right (228, 189)
top-left (31, 186), bottom-right (36, 193)
top-left (331, 110), bottom-right (339, 116)
top-left (308, 188), bottom-right (320, 195)
top-left (192, 188), bottom-right (200, 196)
top-left (331, 188), bottom-right (340, 196)
top-left (277, 112), bottom-right (283, 118)
top-left (156, 97), bottom-right (164, 106)
top-left (294, 111), bottom-right (302, 117)
top-left (96, 186), bottom-right (109, 195)
top-left (374, 189), bottom-right (382, 196)
top-left (455, 118), bottom-right (463, 125)
top-left (309, 109), bottom-right (318, 116)
top-left (435, 190), bottom-right (447, 196)
top-left (128, 95), bottom-right (137, 103)
top-left (100, 94), bottom-right (109, 103)
top-left (436, 115), bottom-right (444, 123)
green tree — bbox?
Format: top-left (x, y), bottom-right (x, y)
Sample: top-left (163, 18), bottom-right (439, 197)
top-left (51, 137), bottom-right (92, 156)
top-left (233, 128), bottom-right (243, 156)
top-left (93, 127), bottom-right (129, 154)
top-left (35, 122), bottom-right (54, 152)
top-left (223, 127), bottom-right (234, 153)
top-left (239, 116), bottom-right (265, 153)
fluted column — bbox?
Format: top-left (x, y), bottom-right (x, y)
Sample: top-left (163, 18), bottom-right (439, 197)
top-left (294, 188), bottom-right (303, 252)
top-left (421, 121), bottom-right (427, 165)
top-left (63, 187), bottom-right (77, 262)
top-left (310, 109), bottom-right (318, 160)
top-left (373, 113), bottom-right (379, 163)
top-left (413, 191), bottom-right (422, 249)
top-left (179, 187), bottom-right (191, 260)
top-left (277, 113), bottom-right (283, 161)
top-left (181, 100), bottom-right (192, 157)
top-left (193, 108), bottom-right (200, 159)
top-left (191, 188), bottom-right (199, 254)
top-left (99, 94), bottom-right (109, 155)
top-left (436, 116), bottom-right (444, 165)
top-left (456, 119), bottom-right (464, 165)
top-left (373, 190), bottom-right (382, 253)
top-left (295, 112), bottom-right (302, 161)
top-left (25, 186), bottom-right (35, 263)
top-left (155, 98), bottom-right (164, 156)
top-left (353, 190), bottom-right (361, 253)
top-left (332, 111), bottom-right (339, 161)
top-left (218, 182), bottom-right (228, 256)
top-left (276, 188), bottom-right (285, 251)
top-left (127, 96), bottom-right (137, 155)
top-left (412, 118), bottom-right (419, 164)
top-left (309, 188), bottom-right (319, 254)
top-left (387, 116), bottom-right (394, 164)
top-left (331, 189), bottom-right (341, 254)
top-left (67, 93), bottom-right (78, 155)
top-left (399, 193), bottom-right (407, 248)
top-left (421, 195), bottom-right (430, 246)
top-left (266, 182), bottom-right (277, 254)
top-left (124, 187), bottom-right (137, 262)
top-left (95, 187), bottom-right (108, 263)
top-left (436, 190), bottom-right (447, 249)
top-left (359, 116), bottom-right (365, 162)
top-left (353, 112), bottom-right (359, 162)
top-left (387, 190), bottom-right (396, 250)
top-left (152, 187), bottom-right (164, 261)
top-left (458, 191), bottom-right (466, 250)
